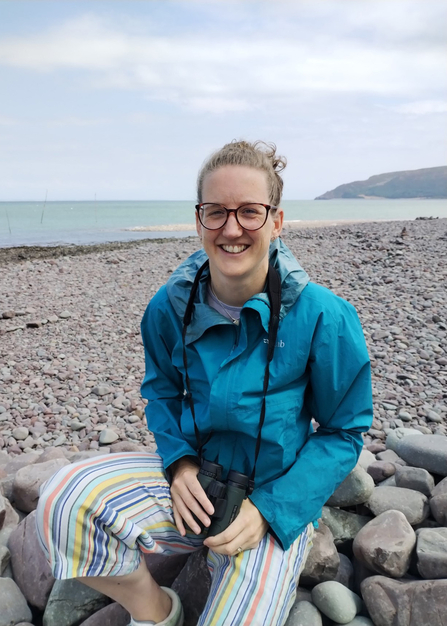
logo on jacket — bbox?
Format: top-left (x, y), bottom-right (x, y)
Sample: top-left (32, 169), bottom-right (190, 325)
top-left (263, 338), bottom-right (285, 348)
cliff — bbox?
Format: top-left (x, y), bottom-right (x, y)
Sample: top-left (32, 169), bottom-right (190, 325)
top-left (315, 166), bottom-right (447, 200)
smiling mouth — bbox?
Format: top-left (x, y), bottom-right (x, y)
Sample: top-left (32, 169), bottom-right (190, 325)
top-left (220, 244), bottom-right (249, 254)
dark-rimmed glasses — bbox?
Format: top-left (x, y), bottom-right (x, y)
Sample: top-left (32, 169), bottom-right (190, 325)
top-left (195, 203), bottom-right (277, 231)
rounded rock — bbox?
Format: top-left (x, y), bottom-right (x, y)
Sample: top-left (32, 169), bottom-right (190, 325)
top-left (285, 600), bottom-right (323, 626)
top-left (394, 465), bottom-right (435, 497)
top-left (99, 429), bottom-right (119, 444)
top-left (367, 486), bottom-right (429, 525)
top-left (311, 581), bottom-right (362, 624)
top-left (326, 465), bottom-right (374, 507)
top-left (395, 435), bottom-right (447, 476)
top-left (385, 427), bottom-right (421, 453)
top-left (353, 510), bottom-right (416, 578)
top-left (357, 449), bottom-right (376, 471)
top-left (416, 527), bottom-right (447, 579)
top-left (12, 427), bottom-right (30, 441)
top-left (367, 461), bottom-right (396, 483)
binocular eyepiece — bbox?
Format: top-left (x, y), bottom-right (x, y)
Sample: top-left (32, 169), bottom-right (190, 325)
top-left (197, 460), bottom-right (249, 537)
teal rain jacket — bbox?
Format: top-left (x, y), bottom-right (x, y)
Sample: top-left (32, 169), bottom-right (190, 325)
top-left (141, 239), bottom-right (373, 550)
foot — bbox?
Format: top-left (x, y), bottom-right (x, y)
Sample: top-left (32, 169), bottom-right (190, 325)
top-left (129, 587), bottom-right (184, 626)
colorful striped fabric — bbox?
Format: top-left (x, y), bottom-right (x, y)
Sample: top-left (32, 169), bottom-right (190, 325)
top-left (36, 452), bottom-right (313, 625)
top-left (201, 524), bottom-right (313, 625)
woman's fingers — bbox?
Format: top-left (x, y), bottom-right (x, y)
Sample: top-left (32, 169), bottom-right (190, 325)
top-left (172, 491), bottom-right (204, 535)
top-left (178, 486), bottom-right (213, 525)
top-left (171, 482), bottom-right (212, 533)
top-left (171, 467), bottom-right (214, 530)
top-left (188, 480), bottom-right (215, 516)
top-left (171, 484), bottom-right (211, 529)
top-left (172, 501), bottom-right (186, 537)
top-left (173, 466), bottom-right (215, 516)
top-left (204, 499), bottom-right (268, 555)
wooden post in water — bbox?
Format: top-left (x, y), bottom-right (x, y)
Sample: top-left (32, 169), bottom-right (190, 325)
top-left (40, 189), bottom-right (48, 224)
top-left (5, 208), bottom-right (11, 234)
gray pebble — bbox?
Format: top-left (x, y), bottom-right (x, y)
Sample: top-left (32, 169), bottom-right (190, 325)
top-left (312, 581), bottom-right (362, 623)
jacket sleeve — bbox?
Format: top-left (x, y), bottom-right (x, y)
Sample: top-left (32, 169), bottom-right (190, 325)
top-left (249, 301), bottom-right (373, 550)
top-left (140, 293), bottom-right (199, 470)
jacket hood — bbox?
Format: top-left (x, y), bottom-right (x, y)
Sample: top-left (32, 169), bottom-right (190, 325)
top-left (165, 238), bottom-right (309, 320)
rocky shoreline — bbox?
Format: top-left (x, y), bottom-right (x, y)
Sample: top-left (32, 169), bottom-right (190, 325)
top-left (0, 218), bottom-right (446, 625)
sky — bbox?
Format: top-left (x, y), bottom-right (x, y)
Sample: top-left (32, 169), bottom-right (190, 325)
top-left (0, 0), bottom-right (446, 201)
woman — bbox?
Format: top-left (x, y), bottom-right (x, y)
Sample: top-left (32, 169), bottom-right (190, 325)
top-left (36, 141), bottom-right (373, 626)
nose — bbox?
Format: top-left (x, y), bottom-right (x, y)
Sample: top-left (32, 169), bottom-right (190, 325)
top-left (221, 211), bottom-right (243, 238)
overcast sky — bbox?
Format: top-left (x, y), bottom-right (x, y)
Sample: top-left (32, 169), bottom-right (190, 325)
top-left (0, 0), bottom-right (446, 200)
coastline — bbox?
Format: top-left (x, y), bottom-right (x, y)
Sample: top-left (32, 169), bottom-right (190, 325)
top-left (0, 218), bottom-right (414, 265)
top-left (126, 218), bottom-right (385, 232)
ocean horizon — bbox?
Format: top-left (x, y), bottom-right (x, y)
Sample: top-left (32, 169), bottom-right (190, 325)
top-left (1, 199), bottom-right (446, 248)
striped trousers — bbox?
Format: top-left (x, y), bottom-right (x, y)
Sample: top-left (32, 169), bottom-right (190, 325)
top-left (36, 452), bottom-right (313, 626)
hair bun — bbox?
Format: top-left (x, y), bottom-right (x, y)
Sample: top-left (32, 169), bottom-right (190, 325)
top-left (197, 139), bottom-right (287, 206)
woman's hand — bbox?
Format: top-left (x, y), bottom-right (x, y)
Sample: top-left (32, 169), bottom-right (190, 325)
top-left (170, 458), bottom-right (215, 536)
top-left (203, 498), bottom-right (268, 555)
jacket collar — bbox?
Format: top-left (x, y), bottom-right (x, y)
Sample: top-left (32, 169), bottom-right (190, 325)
top-left (166, 238), bottom-right (309, 343)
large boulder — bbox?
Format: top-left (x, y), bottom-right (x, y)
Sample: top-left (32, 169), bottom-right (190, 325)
top-left (326, 465), bottom-right (374, 507)
top-left (2, 452), bottom-right (40, 476)
top-left (144, 552), bottom-right (190, 588)
top-left (8, 510), bottom-right (55, 610)
top-left (299, 522), bottom-right (340, 586)
top-left (0, 578), bottom-right (33, 625)
top-left (416, 527), bottom-right (447, 579)
top-left (394, 465), bottom-right (435, 497)
top-left (13, 458), bottom-right (70, 513)
top-left (395, 435), bottom-right (447, 476)
top-left (78, 602), bottom-right (129, 626)
top-left (43, 579), bottom-right (110, 626)
top-left (172, 548), bottom-right (210, 626)
top-left (353, 510), bottom-right (416, 578)
top-left (385, 428), bottom-right (421, 453)
top-left (366, 487), bottom-right (429, 525)
top-left (361, 576), bottom-right (447, 626)
top-left (321, 506), bottom-right (372, 552)
top-left (334, 553), bottom-right (355, 590)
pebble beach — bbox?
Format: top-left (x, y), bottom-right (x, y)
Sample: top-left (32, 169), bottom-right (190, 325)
top-left (1, 217), bottom-right (446, 452)
top-left (0, 217), bottom-right (447, 626)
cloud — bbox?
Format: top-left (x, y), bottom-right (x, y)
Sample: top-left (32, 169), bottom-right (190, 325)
top-left (0, 5), bottom-right (445, 114)
top-left (0, 115), bottom-right (18, 126)
top-left (384, 100), bottom-right (447, 116)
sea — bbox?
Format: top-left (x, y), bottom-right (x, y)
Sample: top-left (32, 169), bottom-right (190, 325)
top-left (1, 199), bottom-right (446, 248)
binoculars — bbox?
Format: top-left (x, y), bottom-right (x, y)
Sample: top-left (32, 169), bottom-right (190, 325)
top-left (196, 459), bottom-right (249, 537)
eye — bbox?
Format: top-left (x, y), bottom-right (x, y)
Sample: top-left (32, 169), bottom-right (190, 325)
top-left (239, 204), bottom-right (264, 217)
top-left (204, 204), bottom-right (226, 218)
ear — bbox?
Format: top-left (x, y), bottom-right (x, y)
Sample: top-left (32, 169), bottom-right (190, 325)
top-left (271, 207), bottom-right (284, 239)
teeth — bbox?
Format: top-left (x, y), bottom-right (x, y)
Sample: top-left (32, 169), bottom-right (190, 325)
top-left (222, 245), bottom-right (248, 254)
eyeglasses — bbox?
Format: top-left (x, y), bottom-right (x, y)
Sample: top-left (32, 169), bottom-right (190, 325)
top-left (195, 203), bottom-right (276, 231)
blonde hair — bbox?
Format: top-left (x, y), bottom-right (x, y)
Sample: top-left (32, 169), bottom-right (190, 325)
top-left (197, 140), bottom-right (287, 206)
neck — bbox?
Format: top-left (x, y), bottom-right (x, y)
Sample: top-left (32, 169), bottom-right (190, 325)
top-left (210, 271), bottom-right (268, 307)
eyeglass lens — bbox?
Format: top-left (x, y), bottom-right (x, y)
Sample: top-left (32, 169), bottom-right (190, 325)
top-left (199, 204), bottom-right (268, 230)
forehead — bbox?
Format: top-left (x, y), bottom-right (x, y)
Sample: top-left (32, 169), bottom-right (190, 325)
top-left (201, 165), bottom-right (269, 202)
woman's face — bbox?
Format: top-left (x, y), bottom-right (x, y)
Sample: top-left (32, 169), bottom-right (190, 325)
top-left (196, 165), bottom-right (284, 288)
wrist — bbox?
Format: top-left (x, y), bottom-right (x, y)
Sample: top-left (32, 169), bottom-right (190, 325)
top-left (169, 455), bottom-right (199, 477)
